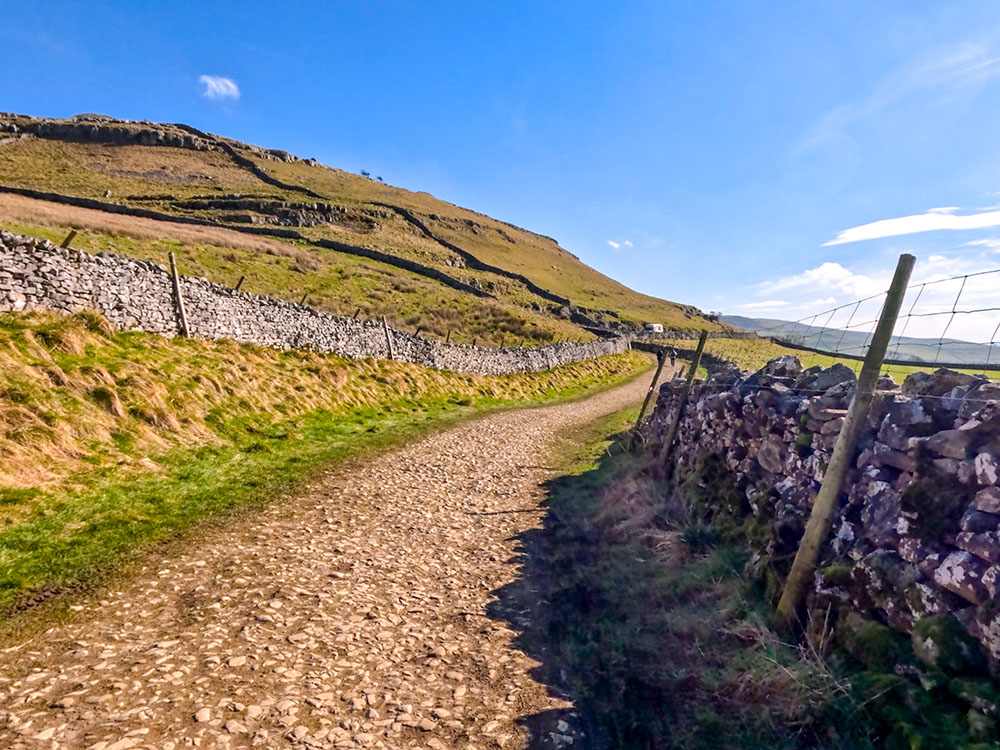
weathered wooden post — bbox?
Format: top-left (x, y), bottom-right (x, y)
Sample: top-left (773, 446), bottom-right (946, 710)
top-left (630, 347), bottom-right (668, 450)
top-left (167, 251), bottom-right (190, 338)
top-left (300, 292), bottom-right (309, 306)
top-left (60, 229), bottom-right (77, 249)
top-left (381, 316), bottom-right (395, 360)
top-left (234, 275), bottom-right (246, 292)
top-left (354, 307), bottom-right (362, 319)
top-left (415, 326), bottom-right (424, 337)
top-left (657, 330), bottom-right (708, 473)
top-left (776, 253), bottom-right (914, 631)
top-left (445, 329), bottom-right (451, 344)
top-left (472, 337), bottom-right (478, 347)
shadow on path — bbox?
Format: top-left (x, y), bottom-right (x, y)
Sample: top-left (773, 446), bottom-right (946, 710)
top-left (486, 428), bottom-right (682, 749)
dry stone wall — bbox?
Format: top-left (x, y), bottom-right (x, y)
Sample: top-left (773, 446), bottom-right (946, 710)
top-left (645, 355), bottom-right (1000, 693)
top-left (0, 231), bottom-right (629, 375)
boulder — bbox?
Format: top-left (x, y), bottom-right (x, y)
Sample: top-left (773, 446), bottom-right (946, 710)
top-left (801, 363), bottom-right (857, 392)
top-left (973, 487), bottom-right (1000, 514)
top-left (934, 551), bottom-right (991, 605)
top-left (976, 453), bottom-right (999, 486)
top-left (903, 368), bottom-right (982, 398)
top-left (757, 355), bottom-right (802, 379)
top-left (919, 429), bottom-right (975, 460)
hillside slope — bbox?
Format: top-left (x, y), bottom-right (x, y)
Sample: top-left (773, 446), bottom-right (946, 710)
top-left (0, 112), bottom-right (715, 346)
top-left (722, 314), bottom-right (996, 365)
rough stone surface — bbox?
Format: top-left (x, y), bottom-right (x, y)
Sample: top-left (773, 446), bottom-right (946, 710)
top-left (0, 369), bottom-right (657, 749)
top-left (0, 230), bottom-right (630, 375)
top-left (645, 356), bottom-right (1000, 662)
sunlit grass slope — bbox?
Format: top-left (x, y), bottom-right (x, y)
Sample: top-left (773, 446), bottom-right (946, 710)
top-left (0, 310), bottom-right (648, 614)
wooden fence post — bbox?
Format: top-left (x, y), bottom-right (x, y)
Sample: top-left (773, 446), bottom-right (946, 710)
top-left (776, 253), bottom-right (915, 631)
top-left (630, 347), bottom-right (668, 450)
top-left (234, 275), bottom-right (246, 292)
top-left (445, 329), bottom-right (451, 344)
top-left (167, 251), bottom-right (190, 338)
top-left (300, 292), bottom-right (309, 306)
top-left (60, 230), bottom-right (77, 249)
top-left (354, 307), bottom-right (362, 319)
top-left (657, 330), bottom-right (708, 474)
top-left (382, 316), bottom-right (395, 360)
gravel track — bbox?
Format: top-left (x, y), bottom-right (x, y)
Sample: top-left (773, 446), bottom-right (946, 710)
top-left (0, 370), bottom-right (660, 749)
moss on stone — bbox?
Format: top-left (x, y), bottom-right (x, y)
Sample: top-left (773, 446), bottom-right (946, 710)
top-left (819, 563), bottom-right (853, 588)
top-left (912, 614), bottom-right (986, 676)
top-left (837, 614), bottom-right (912, 673)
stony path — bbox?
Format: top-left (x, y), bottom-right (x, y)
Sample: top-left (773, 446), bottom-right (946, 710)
top-left (0, 369), bottom-right (659, 750)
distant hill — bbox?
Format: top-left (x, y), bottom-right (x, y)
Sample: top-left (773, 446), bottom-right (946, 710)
top-left (721, 314), bottom-right (997, 366)
top-left (0, 112), bottom-right (717, 346)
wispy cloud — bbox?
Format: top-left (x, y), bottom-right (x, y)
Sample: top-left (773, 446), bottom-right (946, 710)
top-left (199, 75), bottom-right (240, 101)
top-left (606, 239), bottom-right (633, 249)
top-left (737, 300), bottom-right (792, 311)
top-left (824, 206), bottom-right (1000, 245)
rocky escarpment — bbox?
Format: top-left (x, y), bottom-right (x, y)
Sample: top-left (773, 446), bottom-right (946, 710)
top-left (645, 355), bottom-right (1000, 728)
top-left (0, 230), bottom-right (630, 376)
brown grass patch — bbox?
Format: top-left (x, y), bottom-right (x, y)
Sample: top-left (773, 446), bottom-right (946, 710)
top-left (0, 193), bottom-right (297, 256)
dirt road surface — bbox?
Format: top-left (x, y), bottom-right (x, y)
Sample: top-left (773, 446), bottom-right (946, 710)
top-left (0, 369), bottom-right (661, 749)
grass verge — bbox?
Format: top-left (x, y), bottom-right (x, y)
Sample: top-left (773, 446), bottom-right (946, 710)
top-left (0, 311), bottom-right (649, 622)
top-left (500, 408), bottom-right (882, 749)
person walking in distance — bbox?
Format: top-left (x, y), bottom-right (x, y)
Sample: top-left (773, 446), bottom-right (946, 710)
top-left (669, 347), bottom-right (677, 368)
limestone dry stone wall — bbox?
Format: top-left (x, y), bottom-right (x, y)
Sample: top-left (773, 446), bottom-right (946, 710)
top-left (645, 355), bottom-right (1000, 693)
top-left (0, 231), bottom-right (628, 375)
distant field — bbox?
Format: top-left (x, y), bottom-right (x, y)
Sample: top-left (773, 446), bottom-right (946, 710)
top-left (654, 335), bottom-right (996, 384)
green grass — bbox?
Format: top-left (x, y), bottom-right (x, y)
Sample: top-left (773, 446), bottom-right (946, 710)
top-left (514, 410), bottom-right (845, 748)
top-left (658, 336), bottom-right (995, 383)
top-left (0, 311), bottom-right (650, 620)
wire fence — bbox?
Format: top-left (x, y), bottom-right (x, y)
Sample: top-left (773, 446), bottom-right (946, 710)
top-left (766, 266), bottom-right (1000, 374)
top-left (649, 257), bottom-right (1000, 384)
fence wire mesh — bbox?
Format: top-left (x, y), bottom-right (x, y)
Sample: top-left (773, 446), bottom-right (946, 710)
top-left (645, 258), bottom-right (1000, 385)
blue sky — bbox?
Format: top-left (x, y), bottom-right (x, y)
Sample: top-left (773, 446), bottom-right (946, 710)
top-left (5, 1), bottom-right (1000, 338)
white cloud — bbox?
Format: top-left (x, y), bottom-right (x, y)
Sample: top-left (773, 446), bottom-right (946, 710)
top-left (824, 207), bottom-right (1000, 245)
top-left (623, 240), bottom-right (633, 247)
top-left (737, 300), bottom-right (792, 311)
top-left (744, 254), bottom-right (1000, 343)
top-left (199, 75), bottom-right (240, 101)
top-left (606, 240), bottom-right (619, 249)
top-left (759, 262), bottom-right (887, 298)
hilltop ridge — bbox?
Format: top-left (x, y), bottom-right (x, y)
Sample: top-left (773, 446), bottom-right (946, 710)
top-left (0, 112), bottom-right (716, 346)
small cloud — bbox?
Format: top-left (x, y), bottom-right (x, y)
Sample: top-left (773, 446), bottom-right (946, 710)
top-left (199, 75), bottom-right (240, 101)
top-left (606, 240), bottom-right (620, 249)
top-left (623, 240), bottom-right (634, 247)
top-left (964, 238), bottom-right (1000, 252)
top-left (927, 207), bottom-right (960, 214)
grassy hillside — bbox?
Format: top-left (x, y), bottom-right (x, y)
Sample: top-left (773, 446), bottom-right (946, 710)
top-left (0, 113), bottom-right (716, 340)
top-left (0, 310), bottom-right (648, 615)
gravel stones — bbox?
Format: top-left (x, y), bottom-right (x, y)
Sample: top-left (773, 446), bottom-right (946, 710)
top-left (0, 371), bottom-right (654, 748)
